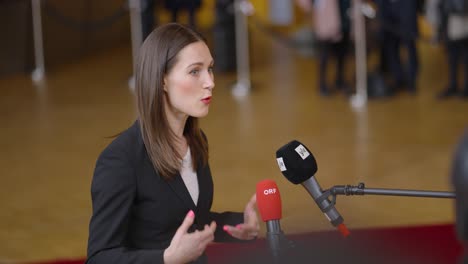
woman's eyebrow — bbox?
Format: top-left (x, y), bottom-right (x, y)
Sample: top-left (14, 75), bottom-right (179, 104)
top-left (186, 62), bottom-right (203, 68)
top-left (186, 60), bottom-right (214, 68)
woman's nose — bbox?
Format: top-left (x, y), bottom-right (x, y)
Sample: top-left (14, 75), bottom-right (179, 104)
top-left (204, 74), bottom-right (215, 91)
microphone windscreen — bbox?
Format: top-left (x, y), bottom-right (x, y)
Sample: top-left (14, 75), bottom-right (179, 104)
top-left (256, 179), bottom-right (282, 222)
top-left (452, 130), bottom-right (468, 241)
top-left (275, 140), bottom-right (318, 184)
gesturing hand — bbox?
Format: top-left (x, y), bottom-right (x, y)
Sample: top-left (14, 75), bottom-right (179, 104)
top-left (223, 194), bottom-right (260, 240)
top-left (164, 210), bottom-right (216, 264)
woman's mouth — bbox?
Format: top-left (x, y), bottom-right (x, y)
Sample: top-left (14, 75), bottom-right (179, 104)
top-left (201, 96), bottom-right (212, 105)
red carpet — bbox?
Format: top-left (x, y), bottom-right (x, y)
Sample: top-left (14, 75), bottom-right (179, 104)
top-left (26, 223), bottom-right (464, 264)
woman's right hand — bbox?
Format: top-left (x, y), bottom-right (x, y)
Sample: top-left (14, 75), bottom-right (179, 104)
top-left (164, 210), bottom-right (216, 264)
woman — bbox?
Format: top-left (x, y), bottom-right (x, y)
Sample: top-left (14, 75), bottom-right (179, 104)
top-left (313, 0), bottom-right (352, 96)
top-left (86, 23), bottom-right (259, 264)
top-left (437, 2), bottom-right (468, 99)
top-left (376, 0), bottom-right (419, 94)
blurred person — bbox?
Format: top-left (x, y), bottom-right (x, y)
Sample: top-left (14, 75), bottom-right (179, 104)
top-left (427, 0), bottom-right (468, 99)
top-left (213, 0), bottom-right (236, 72)
top-left (375, 0), bottom-right (420, 94)
top-left (86, 23), bottom-right (259, 264)
top-left (141, 0), bottom-right (157, 41)
top-left (312, 0), bottom-right (352, 96)
top-left (164, 0), bottom-right (202, 28)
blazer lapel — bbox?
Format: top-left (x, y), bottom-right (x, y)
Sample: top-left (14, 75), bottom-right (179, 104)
top-left (195, 164), bottom-right (213, 215)
top-left (136, 122), bottom-right (197, 211)
top-left (166, 173), bottom-right (197, 211)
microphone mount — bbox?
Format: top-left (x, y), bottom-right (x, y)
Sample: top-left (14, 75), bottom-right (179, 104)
top-left (321, 182), bottom-right (455, 201)
top-left (313, 183), bottom-right (455, 221)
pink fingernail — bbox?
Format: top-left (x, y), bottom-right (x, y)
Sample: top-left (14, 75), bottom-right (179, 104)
top-left (223, 225), bottom-right (231, 235)
top-left (236, 224), bottom-right (242, 230)
top-left (188, 210), bottom-right (195, 218)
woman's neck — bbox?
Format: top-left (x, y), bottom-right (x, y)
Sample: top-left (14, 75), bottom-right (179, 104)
top-left (163, 93), bottom-right (191, 157)
top-left (165, 109), bottom-right (189, 157)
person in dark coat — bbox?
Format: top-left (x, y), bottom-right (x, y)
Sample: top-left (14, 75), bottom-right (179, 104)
top-left (376, 0), bottom-right (420, 94)
top-left (315, 0), bottom-right (352, 96)
top-left (430, 0), bottom-right (468, 99)
top-left (141, 0), bottom-right (157, 40)
top-left (164, 0), bottom-right (202, 28)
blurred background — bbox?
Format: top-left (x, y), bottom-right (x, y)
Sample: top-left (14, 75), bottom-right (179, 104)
top-left (1, 0), bottom-right (467, 263)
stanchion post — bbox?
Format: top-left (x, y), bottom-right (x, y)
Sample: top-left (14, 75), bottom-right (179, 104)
top-left (128, 0), bottom-right (143, 90)
top-left (31, 0), bottom-right (45, 83)
top-left (350, 0), bottom-right (367, 109)
top-left (231, 0), bottom-right (252, 98)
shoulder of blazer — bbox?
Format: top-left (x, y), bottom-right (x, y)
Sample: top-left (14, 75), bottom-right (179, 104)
top-left (98, 121), bottom-right (142, 164)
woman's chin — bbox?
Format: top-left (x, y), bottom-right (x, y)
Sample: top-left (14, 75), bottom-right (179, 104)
top-left (192, 109), bottom-right (209, 118)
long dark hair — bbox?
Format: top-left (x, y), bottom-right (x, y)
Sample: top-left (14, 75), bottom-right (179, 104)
top-left (135, 23), bottom-right (209, 180)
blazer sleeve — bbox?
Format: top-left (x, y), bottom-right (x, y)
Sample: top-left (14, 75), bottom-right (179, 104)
top-left (86, 142), bottom-right (164, 264)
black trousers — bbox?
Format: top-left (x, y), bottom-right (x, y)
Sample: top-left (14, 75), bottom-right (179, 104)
top-left (446, 38), bottom-right (468, 91)
top-left (381, 30), bottom-right (419, 90)
top-left (318, 33), bottom-right (350, 90)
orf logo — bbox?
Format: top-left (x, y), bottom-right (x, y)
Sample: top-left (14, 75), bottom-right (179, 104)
top-left (264, 188), bottom-right (277, 195)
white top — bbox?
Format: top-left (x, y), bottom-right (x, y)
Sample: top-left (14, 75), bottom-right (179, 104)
top-left (180, 147), bottom-right (199, 206)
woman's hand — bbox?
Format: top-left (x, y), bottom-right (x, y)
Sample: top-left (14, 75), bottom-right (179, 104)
top-left (223, 194), bottom-right (260, 240)
top-left (164, 210), bottom-right (216, 264)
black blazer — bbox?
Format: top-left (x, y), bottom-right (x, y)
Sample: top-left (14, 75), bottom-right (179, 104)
top-left (86, 121), bottom-right (244, 264)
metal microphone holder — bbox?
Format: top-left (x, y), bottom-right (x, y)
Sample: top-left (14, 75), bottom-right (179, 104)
top-left (315, 182), bottom-right (455, 210)
top-left (312, 182), bottom-right (455, 223)
top-left (328, 182), bottom-right (455, 199)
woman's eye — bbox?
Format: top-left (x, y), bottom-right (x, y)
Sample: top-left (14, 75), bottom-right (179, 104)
top-left (208, 66), bottom-right (214, 73)
top-left (190, 69), bottom-right (200, 75)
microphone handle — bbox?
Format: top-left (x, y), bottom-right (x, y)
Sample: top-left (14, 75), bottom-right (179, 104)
top-left (302, 178), bottom-right (344, 226)
top-left (266, 220), bottom-right (284, 263)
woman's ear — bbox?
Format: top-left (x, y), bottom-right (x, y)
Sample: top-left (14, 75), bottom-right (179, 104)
top-left (163, 77), bottom-right (168, 92)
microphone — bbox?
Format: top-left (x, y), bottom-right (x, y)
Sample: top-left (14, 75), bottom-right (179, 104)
top-left (256, 179), bottom-right (286, 262)
top-left (275, 140), bottom-right (350, 237)
top-left (452, 130), bottom-right (468, 242)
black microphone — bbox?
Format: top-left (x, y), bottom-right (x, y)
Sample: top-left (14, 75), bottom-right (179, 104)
top-left (275, 140), bottom-right (350, 237)
top-left (452, 130), bottom-right (468, 242)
